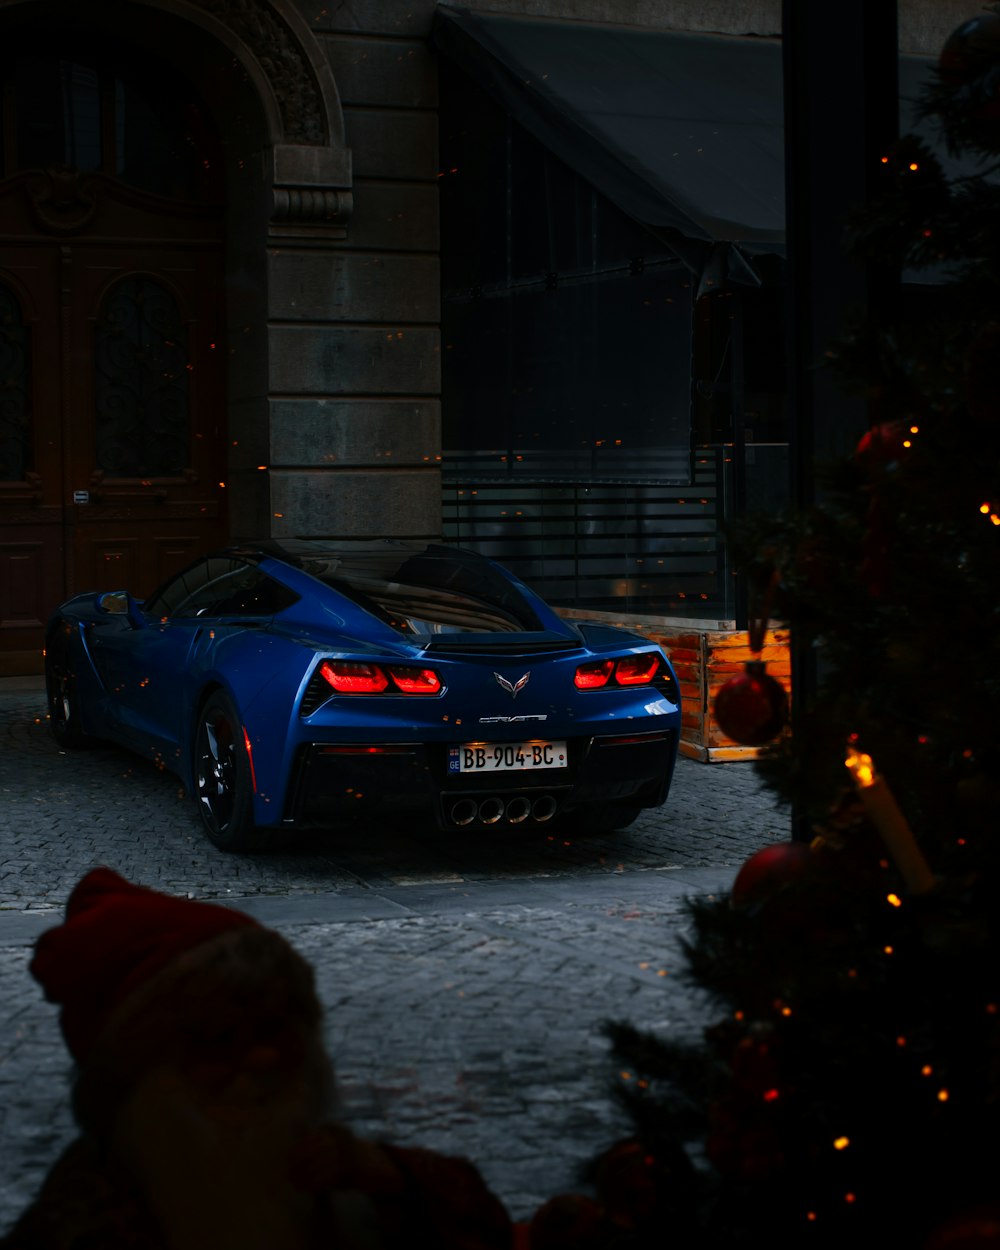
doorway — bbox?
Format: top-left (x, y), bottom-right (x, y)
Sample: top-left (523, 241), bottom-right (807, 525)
top-left (0, 37), bottom-right (227, 674)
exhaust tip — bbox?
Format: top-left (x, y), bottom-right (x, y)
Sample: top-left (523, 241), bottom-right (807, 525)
top-left (451, 799), bottom-right (478, 827)
top-left (532, 795), bottom-right (558, 823)
top-left (478, 797), bottom-right (505, 825)
top-left (506, 796), bottom-right (531, 824)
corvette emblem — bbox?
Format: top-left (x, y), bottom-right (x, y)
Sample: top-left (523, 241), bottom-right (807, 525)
top-left (495, 670), bottom-right (530, 698)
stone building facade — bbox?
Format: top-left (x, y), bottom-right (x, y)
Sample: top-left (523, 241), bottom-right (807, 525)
top-left (0, 0), bottom-right (973, 673)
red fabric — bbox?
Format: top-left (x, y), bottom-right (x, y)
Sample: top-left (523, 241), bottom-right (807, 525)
top-left (30, 867), bottom-right (260, 1062)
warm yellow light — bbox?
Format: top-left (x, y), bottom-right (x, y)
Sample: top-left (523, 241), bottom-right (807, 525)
top-left (888, 893), bottom-right (902, 908)
top-left (909, 161), bottom-right (919, 170)
top-left (937, 1089), bottom-right (949, 1102)
top-left (981, 503), bottom-right (991, 514)
top-left (845, 746), bottom-right (875, 787)
top-left (833, 1136), bottom-right (850, 1151)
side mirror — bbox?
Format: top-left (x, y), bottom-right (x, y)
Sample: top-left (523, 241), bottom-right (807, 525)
top-left (96, 591), bottom-right (145, 627)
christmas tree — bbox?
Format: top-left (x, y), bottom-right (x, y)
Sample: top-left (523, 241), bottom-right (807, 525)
top-left (590, 12), bottom-right (1000, 1249)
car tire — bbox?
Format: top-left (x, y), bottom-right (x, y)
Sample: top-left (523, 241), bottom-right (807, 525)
top-left (193, 691), bottom-right (263, 851)
top-left (45, 627), bottom-right (98, 749)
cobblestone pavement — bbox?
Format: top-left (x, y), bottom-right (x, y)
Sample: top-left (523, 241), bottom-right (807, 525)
top-left (0, 676), bottom-right (790, 1230)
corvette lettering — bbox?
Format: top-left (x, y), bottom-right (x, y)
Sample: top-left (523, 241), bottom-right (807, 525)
top-left (478, 714), bottom-right (548, 723)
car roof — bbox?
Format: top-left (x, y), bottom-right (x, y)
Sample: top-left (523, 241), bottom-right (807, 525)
top-left (232, 537), bottom-right (484, 577)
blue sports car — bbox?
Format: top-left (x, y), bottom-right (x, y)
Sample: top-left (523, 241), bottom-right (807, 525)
top-left (44, 540), bottom-right (681, 850)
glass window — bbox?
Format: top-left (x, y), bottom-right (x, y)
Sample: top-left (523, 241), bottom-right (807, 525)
top-left (1, 40), bottom-right (222, 203)
top-left (14, 55), bottom-right (102, 173)
top-left (0, 283), bottom-right (32, 482)
top-left (439, 59), bottom-right (693, 487)
top-left (173, 567), bottom-right (299, 618)
top-left (143, 557), bottom-right (243, 619)
top-left (94, 276), bottom-right (190, 478)
top-left (274, 541), bottom-right (543, 635)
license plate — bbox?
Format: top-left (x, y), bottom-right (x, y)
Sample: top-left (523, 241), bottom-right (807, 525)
top-left (448, 741), bottom-right (568, 774)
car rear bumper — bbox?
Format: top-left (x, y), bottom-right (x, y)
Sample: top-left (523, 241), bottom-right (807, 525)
top-left (280, 728), bottom-right (678, 832)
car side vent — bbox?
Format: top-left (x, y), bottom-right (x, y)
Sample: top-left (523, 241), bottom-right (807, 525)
top-left (300, 671), bottom-right (333, 717)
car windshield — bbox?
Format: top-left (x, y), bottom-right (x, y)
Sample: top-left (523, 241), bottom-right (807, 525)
top-left (273, 541), bottom-right (544, 635)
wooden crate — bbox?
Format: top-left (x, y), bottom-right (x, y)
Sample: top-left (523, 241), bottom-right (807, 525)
top-left (557, 610), bottom-right (791, 763)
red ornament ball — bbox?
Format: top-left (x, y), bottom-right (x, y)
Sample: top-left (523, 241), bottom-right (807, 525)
top-left (714, 660), bottom-right (788, 746)
top-left (731, 840), bottom-right (813, 906)
top-left (939, 16), bottom-right (1000, 92)
top-left (854, 419), bottom-right (912, 478)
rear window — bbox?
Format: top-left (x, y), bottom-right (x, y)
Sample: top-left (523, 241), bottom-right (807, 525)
top-left (289, 544), bottom-right (543, 635)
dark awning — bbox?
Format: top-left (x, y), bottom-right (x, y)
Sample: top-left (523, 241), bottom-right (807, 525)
top-left (432, 6), bottom-right (950, 285)
top-left (432, 6), bottom-right (785, 256)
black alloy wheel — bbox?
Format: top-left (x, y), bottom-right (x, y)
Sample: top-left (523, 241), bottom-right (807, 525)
top-left (193, 690), bottom-right (261, 850)
top-left (44, 625), bottom-right (96, 749)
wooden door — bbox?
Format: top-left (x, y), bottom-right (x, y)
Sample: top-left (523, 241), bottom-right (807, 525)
top-left (0, 171), bottom-right (227, 674)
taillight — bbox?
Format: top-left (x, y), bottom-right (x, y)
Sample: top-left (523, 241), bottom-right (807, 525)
top-left (615, 654), bottom-right (660, 685)
top-left (574, 654), bottom-right (660, 689)
top-left (320, 661), bottom-right (389, 693)
top-left (574, 659), bottom-right (615, 689)
top-left (319, 661), bottom-right (442, 695)
top-left (387, 667), bottom-right (441, 695)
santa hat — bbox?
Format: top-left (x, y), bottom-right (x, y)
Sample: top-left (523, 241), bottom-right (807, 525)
top-left (30, 866), bottom-right (261, 1063)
